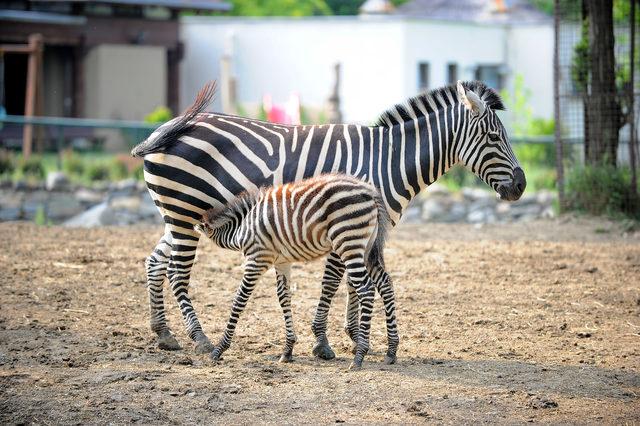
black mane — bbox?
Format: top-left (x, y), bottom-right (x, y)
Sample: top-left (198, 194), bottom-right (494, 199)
top-left (375, 80), bottom-right (505, 127)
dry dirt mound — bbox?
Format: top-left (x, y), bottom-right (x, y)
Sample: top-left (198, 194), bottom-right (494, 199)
top-left (1, 219), bottom-right (639, 424)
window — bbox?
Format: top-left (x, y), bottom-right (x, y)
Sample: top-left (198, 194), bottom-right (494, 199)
top-left (475, 65), bottom-right (504, 90)
top-left (447, 63), bottom-right (458, 85)
top-left (418, 62), bottom-right (430, 92)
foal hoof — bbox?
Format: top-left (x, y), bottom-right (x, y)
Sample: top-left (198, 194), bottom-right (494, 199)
top-left (279, 353), bottom-right (294, 363)
top-left (312, 343), bottom-right (336, 360)
top-left (157, 334), bottom-right (182, 351)
top-left (384, 354), bottom-right (397, 365)
top-left (195, 338), bottom-right (215, 354)
top-left (210, 348), bottom-right (223, 362)
top-left (350, 342), bottom-right (358, 355)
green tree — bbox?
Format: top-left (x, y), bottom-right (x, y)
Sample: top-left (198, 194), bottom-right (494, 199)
top-left (228, 0), bottom-right (332, 16)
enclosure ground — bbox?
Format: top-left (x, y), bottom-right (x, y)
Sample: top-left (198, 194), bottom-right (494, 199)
top-left (1, 218), bottom-right (639, 424)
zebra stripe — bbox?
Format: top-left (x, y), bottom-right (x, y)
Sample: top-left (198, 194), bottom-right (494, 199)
top-left (133, 80), bottom-right (526, 358)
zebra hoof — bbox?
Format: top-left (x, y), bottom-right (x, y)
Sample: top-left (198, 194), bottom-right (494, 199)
top-left (279, 353), bottom-right (293, 363)
top-left (157, 333), bottom-right (182, 351)
top-left (312, 343), bottom-right (336, 360)
top-left (348, 361), bottom-right (362, 371)
top-left (195, 338), bottom-right (215, 354)
top-left (384, 354), bottom-right (397, 365)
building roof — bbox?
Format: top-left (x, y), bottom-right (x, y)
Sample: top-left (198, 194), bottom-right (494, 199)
top-left (394, 0), bottom-right (551, 24)
top-left (31, 0), bottom-right (231, 11)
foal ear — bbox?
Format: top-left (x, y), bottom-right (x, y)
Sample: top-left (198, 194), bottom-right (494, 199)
top-left (456, 81), bottom-right (486, 116)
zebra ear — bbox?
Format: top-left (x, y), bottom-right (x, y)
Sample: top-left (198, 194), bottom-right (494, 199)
top-left (456, 81), bottom-right (486, 116)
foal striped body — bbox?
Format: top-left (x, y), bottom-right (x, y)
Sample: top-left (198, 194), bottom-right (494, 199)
top-left (195, 174), bottom-right (393, 369)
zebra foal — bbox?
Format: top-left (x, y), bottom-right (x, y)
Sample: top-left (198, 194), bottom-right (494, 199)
top-left (195, 173), bottom-right (395, 370)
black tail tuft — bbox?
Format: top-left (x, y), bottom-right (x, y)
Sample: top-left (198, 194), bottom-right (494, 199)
top-left (368, 192), bottom-right (391, 267)
top-left (131, 81), bottom-right (217, 157)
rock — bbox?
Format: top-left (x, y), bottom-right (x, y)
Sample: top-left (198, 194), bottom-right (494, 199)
top-left (0, 206), bottom-right (21, 221)
top-left (22, 191), bottom-right (49, 220)
top-left (75, 188), bottom-right (105, 205)
top-left (400, 205), bottom-right (421, 224)
top-left (0, 192), bottom-right (23, 221)
top-left (462, 187), bottom-right (493, 202)
top-left (46, 171), bottom-right (69, 191)
top-left (421, 198), bottom-right (449, 222)
top-left (139, 192), bottom-right (160, 219)
top-left (12, 180), bottom-right (27, 191)
top-left (536, 190), bottom-right (556, 205)
top-left (116, 178), bottom-right (138, 193)
top-left (47, 194), bottom-right (83, 221)
top-left (64, 202), bottom-right (111, 227)
top-left (424, 183), bottom-right (450, 196)
top-left (110, 195), bottom-right (140, 211)
top-left (528, 396), bottom-right (558, 409)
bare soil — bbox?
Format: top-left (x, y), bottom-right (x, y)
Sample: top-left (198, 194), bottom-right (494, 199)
top-left (1, 217), bottom-right (639, 424)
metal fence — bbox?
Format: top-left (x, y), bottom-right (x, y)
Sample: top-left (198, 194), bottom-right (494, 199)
top-left (554, 0), bottom-right (639, 214)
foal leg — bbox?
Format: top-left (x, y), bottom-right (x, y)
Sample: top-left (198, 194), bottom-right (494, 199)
top-left (369, 258), bottom-right (399, 365)
top-left (167, 227), bottom-right (213, 354)
top-left (146, 229), bottom-right (181, 350)
top-left (336, 247), bottom-right (375, 370)
top-left (311, 251), bottom-right (345, 360)
top-left (344, 284), bottom-right (360, 352)
top-left (211, 257), bottom-right (270, 361)
top-left (275, 264), bottom-right (296, 363)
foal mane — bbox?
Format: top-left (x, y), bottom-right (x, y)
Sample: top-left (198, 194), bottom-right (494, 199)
top-left (202, 189), bottom-right (263, 230)
top-left (375, 80), bottom-right (505, 127)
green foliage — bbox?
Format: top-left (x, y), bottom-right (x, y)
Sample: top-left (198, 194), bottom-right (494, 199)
top-left (144, 106), bottom-right (173, 124)
top-left (61, 150), bottom-right (85, 177)
top-left (571, 19), bottom-right (590, 93)
top-left (228, 0), bottom-right (332, 16)
top-left (34, 205), bottom-right (48, 226)
top-left (109, 158), bottom-right (129, 181)
top-left (16, 156), bottom-right (46, 180)
top-left (324, 0), bottom-right (408, 15)
top-left (566, 165), bottom-right (640, 219)
top-left (84, 162), bottom-right (111, 182)
top-left (0, 150), bottom-right (14, 177)
top-left (439, 165), bottom-right (484, 192)
top-left (501, 74), bottom-right (555, 137)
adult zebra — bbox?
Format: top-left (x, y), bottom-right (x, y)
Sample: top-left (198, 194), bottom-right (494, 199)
top-left (132, 80), bottom-right (526, 356)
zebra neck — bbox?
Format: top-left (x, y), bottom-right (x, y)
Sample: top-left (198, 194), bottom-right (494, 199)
top-left (373, 108), bottom-right (458, 221)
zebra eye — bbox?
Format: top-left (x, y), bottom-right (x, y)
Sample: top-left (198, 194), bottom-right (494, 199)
top-left (488, 132), bottom-right (501, 142)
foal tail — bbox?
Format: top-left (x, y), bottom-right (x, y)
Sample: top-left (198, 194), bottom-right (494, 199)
top-left (367, 191), bottom-right (391, 267)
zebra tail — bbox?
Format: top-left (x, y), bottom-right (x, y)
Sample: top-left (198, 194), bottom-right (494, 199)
top-left (368, 191), bottom-right (391, 267)
top-left (131, 81), bottom-right (217, 157)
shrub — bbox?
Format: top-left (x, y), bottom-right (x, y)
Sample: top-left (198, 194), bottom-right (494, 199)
top-left (109, 158), bottom-right (129, 181)
top-left (16, 156), bottom-right (45, 179)
top-left (145, 106), bottom-right (173, 124)
top-left (84, 162), bottom-right (111, 182)
top-left (0, 150), bottom-right (14, 176)
top-left (566, 165), bottom-right (640, 219)
top-left (61, 150), bottom-right (85, 178)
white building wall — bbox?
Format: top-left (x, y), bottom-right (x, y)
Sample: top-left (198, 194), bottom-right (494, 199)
top-left (180, 16), bottom-right (554, 126)
top-left (506, 24), bottom-right (554, 119)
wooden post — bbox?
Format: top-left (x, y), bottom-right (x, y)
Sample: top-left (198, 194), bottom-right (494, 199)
top-left (553, 0), bottom-right (565, 210)
top-left (629, 0), bottom-right (637, 196)
top-left (23, 34), bottom-right (43, 159)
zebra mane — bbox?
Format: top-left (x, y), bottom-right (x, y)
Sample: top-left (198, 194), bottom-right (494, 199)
top-left (375, 80), bottom-right (505, 127)
top-left (202, 189), bottom-right (263, 230)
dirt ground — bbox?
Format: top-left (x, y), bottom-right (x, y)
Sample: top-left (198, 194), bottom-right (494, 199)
top-left (1, 217), bottom-right (639, 424)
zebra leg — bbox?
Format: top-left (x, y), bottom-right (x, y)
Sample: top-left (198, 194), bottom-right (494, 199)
top-left (211, 258), bottom-right (270, 361)
top-left (339, 251), bottom-right (375, 370)
top-left (275, 264), bottom-right (297, 363)
top-left (344, 283), bottom-right (360, 353)
top-left (167, 231), bottom-right (213, 354)
top-left (146, 231), bottom-right (181, 350)
top-left (311, 252), bottom-right (344, 360)
top-left (370, 260), bottom-right (399, 365)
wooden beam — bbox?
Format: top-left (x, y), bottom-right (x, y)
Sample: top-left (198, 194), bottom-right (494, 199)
top-left (23, 33), bottom-right (43, 159)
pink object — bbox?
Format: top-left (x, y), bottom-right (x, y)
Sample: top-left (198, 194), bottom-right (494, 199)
top-left (262, 93), bottom-right (301, 125)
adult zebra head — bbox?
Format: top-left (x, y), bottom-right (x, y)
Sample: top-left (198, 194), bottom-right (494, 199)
top-left (454, 81), bottom-right (526, 201)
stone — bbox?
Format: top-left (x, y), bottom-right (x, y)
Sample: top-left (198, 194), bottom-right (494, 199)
top-left (536, 190), bottom-right (556, 205)
top-left (461, 187), bottom-right (492, 202)
top-left (46, 171), bottom-right (69, 191)
top-left (75, 188), bottom-right (105, 205)
top-left (424, 183), bottom-right (450, 196)
top-left (22, 191), bottom-right (49, 220)
top-left (64, 202), bottom-right (111, 227)
top-left (110, 195), bottom-right (140, 211)
top-left (421, 198), bottom-right (448, 222)
top-left (400, 206), bottom-right (421, 224)
top-left (116, 178), bottom-right (138, 193)
top-left (139, 192), bottom-right (160, 218)
top-left (47, 194), bottom-right (83, 221)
